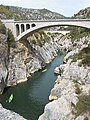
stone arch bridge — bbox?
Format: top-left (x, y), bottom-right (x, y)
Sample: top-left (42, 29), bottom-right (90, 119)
top-left (1, 19), bottom-right (90, 41)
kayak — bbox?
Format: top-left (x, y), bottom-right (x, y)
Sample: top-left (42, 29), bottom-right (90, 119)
top-left (42, 69), bottom-right (47, 72)
top-left (8, 94), bottom-right (14, 103)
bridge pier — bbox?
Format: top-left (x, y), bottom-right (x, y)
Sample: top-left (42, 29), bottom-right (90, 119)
top-left (1, 19), bottom-right (17, 39)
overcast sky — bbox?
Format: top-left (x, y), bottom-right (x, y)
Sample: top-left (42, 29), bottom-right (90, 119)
top-left (0, 0), bottom-right (90, 17)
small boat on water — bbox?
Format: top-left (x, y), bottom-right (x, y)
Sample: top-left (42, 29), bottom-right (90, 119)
top-left (8, 94), bottom-right (14, 103)
top-left (42, 69), bottom-right (47, 72)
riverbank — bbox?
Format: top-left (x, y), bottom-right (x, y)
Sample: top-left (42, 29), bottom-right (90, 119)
top-left (38, 36), bottom-right (90, 120)
top-left (0, 53), bottom-right (65, 120)
top-left (0, 104), bottom-right (26, 120)
top-left (0, 30), bottom-right (69, 94)
top-left (0, 26), bottom-right (69, 119)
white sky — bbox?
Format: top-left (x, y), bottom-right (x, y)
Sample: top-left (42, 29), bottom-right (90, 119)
top-left (0, 0), bottom-right (90, 17)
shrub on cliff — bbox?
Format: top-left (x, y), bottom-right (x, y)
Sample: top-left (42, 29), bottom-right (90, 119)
top-left (69, 26), bottom-right (90, 42)
top-left (29, 30), bottom-right (50, 47)
top-left (7, 29), bottom-right (16, 48)
top-left (75, 83), bottom-right (81, 94)
top-left (75, 94), bottom-right (90, 116)
top-left (72, 44), bottom-right (90, 66)
top-left (0, 21), bottom-right (6, 34)
top-left (0, 5), bottom-right (22, 20)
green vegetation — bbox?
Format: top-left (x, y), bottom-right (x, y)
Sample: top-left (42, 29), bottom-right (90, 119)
top-left (0, 21), bottom-right (16, 48)
top-left (72, 44), bottom-right (90, 66)
top-left (73, 7), bottom-right (90, 19)
top-left (0, 20), bottom-right (6, 34)
top-left (0, 5), bottom-right (64, 20)
top-left (84, 117), bottom-right (89, 120)
top-left (69, 26), bottom-right (90, 42)
top-left (7, 29), bottom-right (16, 48)
top-left (39, 8), bottom-right (51, 14)
top-left (75, 94), bottom-right (90, 116)
top-left (30, 30), bottom-right (50, 47)
top-left (0, 5), bottom-right (22, 20)
top-left (75, 83), bottom-right (81, 94)
top-left (73, 79), bottom-right (82, 94)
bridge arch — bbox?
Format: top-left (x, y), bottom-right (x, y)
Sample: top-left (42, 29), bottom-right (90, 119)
top-left (16, 20), bottom-right (90, 41)
top-left (2, 19), bottom-right (90, 41)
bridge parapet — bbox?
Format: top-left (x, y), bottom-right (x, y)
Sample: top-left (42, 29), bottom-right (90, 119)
top-left (1, 19), bottom-right (90, 41)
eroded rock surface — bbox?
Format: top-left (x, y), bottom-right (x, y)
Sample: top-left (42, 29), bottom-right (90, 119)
top-left (39, 36), bottom-right (90, 120)
top-left (0, 104), bottom-right (26, 120)
top-left (0, 31), bottom-right (71, 94)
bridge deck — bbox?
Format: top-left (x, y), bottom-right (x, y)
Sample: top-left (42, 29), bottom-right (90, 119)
top-left (15, 19), bottom-right (90, 23)
top-left (1, 19), bottom-right (90, 41)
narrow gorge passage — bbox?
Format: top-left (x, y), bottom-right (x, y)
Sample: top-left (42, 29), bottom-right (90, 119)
top-left (0, 53), bottom-right (64, 120)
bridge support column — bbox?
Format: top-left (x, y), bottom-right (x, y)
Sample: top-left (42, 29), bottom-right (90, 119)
top-left (24, 24), bottom-right (26, 31)
top-left (19, 24), bottom-right (22, 35)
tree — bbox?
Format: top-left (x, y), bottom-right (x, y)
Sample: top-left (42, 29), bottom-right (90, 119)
top-left (7, 29), bottom-right (16, 48)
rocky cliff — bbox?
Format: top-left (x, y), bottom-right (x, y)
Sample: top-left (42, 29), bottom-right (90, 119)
top-left (0, 22), bottom-right (71, 119)
top-left (0, 21), bottom-right (68, 95)
top-left (73, 7), bottom-right (90, 19)
top-left (38, 35), bottom-right (90, 120)
top-left (1, 5), bottom-right (90, 120)
top-left (0, 104), bottom-right (26, 120)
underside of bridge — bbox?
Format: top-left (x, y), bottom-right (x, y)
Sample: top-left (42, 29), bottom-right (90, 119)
top-left (16, 23), bottom-right (36, 37)
top-left (16, 23), bottom-right (90, 41)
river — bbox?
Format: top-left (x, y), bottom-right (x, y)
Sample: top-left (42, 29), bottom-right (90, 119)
top-left (0, 53), bottom-right (64, 120)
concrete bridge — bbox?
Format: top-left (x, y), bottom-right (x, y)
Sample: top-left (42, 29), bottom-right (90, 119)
top-left (1, 19), bottom-right (90, 41)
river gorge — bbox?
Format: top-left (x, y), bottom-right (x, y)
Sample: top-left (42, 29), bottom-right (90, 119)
top-left (0, 21), bottom-right (90, 120)
top-left (0, 4), bottom-right (90, 120)
top-left (0, 28), bottom-right (68, 120)
top-left (0, 53), bottom-right (65, 120)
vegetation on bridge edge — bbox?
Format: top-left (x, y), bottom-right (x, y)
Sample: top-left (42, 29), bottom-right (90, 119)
top-left (7, 29), bottom-right (16, 48)
top-left (0, 20), bottom-right (6, 34)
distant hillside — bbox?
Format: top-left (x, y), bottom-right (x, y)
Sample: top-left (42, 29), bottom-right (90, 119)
top-left (0, 5), bottom-right (65, 20)
top-left (69, 7), bottom-right (90, 42)
top-left (73, 7), bottom-right (90, 19)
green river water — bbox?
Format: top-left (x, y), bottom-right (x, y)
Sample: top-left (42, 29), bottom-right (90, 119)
top-left (0, 53), bottom-right (64, 120)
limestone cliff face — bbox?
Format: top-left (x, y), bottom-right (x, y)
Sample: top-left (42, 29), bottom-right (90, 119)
top-left (0, 33), bottom-right (8, 94)
top-left (0, 31), bottom-right (68, 94)
top-left (0, 104), bottom-right (26, 120)
top-left (38, 36), bottom-right (90, 120)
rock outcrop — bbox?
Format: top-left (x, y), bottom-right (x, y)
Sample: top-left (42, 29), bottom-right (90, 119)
top-left (0, 26), bottom-right (71, 120)
top-left (38, 36), bottom-right (90, 120)
top-left (0, 32), bottom-right (9, 94)
top-left (73, 7), bottom-right (90, 19)
top-left (0, 104), bottom-right (26, 120)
